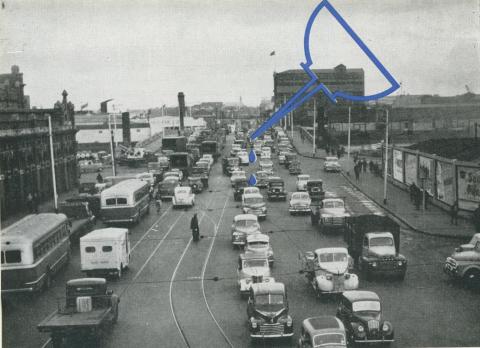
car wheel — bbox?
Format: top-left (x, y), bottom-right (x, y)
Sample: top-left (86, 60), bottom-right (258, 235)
top-left (464, 269), bottom-right (480, 288)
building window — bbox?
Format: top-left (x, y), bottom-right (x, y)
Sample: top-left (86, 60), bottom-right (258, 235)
top-left (99, 130), bottom-right (103, 134)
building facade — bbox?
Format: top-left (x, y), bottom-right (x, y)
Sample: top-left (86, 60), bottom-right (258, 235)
top-left (0, 66), bottom-right (78, 220)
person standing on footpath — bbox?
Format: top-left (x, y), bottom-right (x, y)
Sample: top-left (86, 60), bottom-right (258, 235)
top-left (450, 200), bottom-right (459, 225)
top-left (354, 164), bottom-right (361, 182)
top-left (191, 213), bottom-right (200, 242)
top-left (414, 188), bottom-right (421, 210)
top-left (473, 204), bottom-right (480, 233)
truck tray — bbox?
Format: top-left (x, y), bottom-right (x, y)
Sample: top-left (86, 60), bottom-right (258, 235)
top-left (37, 308), bottom-right (111, 332)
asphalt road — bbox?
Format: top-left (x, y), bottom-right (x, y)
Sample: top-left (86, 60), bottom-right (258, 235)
top-left (3, 135), bottom-right (480, 348)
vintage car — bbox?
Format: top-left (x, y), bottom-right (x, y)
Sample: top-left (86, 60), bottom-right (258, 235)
top-left (233, 179), bottom-right (248, 201)
top-left (157, 177), bottom-right (180, 200)
top-left (298, 316), bottom-right (347, 348)
top-left (324, 156), bottom-right (341, 172)
top-left (444, 233), bottom-right (480, 288)
top-left (187, 176), bottom-right (204, 193)
top-left (238, 250), bottom-right (274, 297)
top-left (196, 160), bottom-right (211, 174)
top-left (243, 186), bottom-right (261, 198)
top-left (259, 159), bottom-right (274, 174)
top-left (231, 214), bottom-right (261, 248)
top-left (164, 170), bottom-right (183, 182)
top-left (284, 153), bottom-right (297, 168)
top-left (300, 247), bottom-right (358, 298)
top-left (158, 156), bottom-right (169, 170)
top-left (261, 148), bottom-right (271, 159)
top-left (255, 171), bottom-right (270, 189)
top-left (296, 174), bottom-right (310, 191)
top-left (267, 177), bottom-right (287, 201)
top-left (247, 282), bottom-right (293, 340)
top-left (242, 193), bottom-right (267, 220)
top-left (306, 179), bottom-right (325, 202)
top-left (288, 160), bottom-right (302, 175)
top-left (289, 192), bottom-right (311, 215)
top-left (336, 291), bottom-right (394, 345)
top-left (172, 186), bottom-right (195, 208)
top-left (230, 144), bottom-right (242, 157)
top-left (245, 233), bottom-right (274, 267)
top-left (237, 150), bottom-right (249, 166)
top-left (231, 170), bottom-right (247, 186)
top-left (315, 197), bottom-right (350, 233)
top-left (278, 151), bottom-right (287, 165)
top-left (223, 157), bottom-right (240, 176)
top-left (201, 154), bottom-right (214, 166)
top-left (191, 165), bottom-right (208, 180)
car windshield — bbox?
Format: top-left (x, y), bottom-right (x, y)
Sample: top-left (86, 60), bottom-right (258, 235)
top-left (319, 252), bottom-right (348, 263)
top-left (292, 193), bottom-right (309, 200)
top-left (352, 300), bottom-right (381, 313)
top-left (248, 241), bottom-right (268, 249)
top-left (313, 333), bottom-right (346, 347)
top-left (369, 237), bottom-right (394, 247)
top-left (255, 294), bottom-right (284, 311)
top-left (245, 197), bottom-right (264, 205)
top-left (298, 175), bottom-right (310, 181)
top-left (176, 188), bottom-right (189, 194)
top-left (257, 172), bottom-right (268, 178)
top-left (323, 201), bottom-right (344, 209)
top-left (270, 182), bottom-right (283, 187)
top-left (236, 219), bottom-right (257, 228)
top-left (243, 259), bottom-right (268, 268)
top-left (165, 172), bottom-right (178, 177)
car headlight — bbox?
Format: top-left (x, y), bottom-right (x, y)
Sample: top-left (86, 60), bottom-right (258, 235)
top-left (250, 318), bottom-right (258, 328)
top-left (357, 325), bottom-right (364, 333)
top-left (398, 261), bottom-right (403, 266)
top-left (382, 323), bottom-right (390, 332)
top-left (326, 274), bottom-right (333, 280)
top-left (286, 317), bottom-right (293, 326)
top-left (344, 273), bottom-right (350, 279)
top-left (371, 262), bottom-right (377, 267)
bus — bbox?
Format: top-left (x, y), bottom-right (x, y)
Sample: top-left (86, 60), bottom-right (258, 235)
top-left (100, 179), bottom-right (150, 224)
top-left (1, 213), bottom-right (71, 294)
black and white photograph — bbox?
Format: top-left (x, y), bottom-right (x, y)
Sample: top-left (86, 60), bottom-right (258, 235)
top-left (1, 0), bottom-right (480, 347)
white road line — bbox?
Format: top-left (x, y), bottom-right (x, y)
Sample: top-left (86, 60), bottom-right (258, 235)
top-left (131, 206), bottom-right (172, 252)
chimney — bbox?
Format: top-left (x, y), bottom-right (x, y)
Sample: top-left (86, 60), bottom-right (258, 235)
top-left (178, 92), bottom-right (185, 131)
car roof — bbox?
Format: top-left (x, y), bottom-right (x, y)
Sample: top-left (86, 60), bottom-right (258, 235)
top-left (81, 228), bottom-right (128, 242)
top-left (303, 316), bottom-right (345, 335)
top-left (322, 198), bottom-right (344, 203)
top-left (298, 174), bottom-right (310, 179)
top-left (67, 278), bottom-right (107, 287)
top-left (243, 193), bottom-right (263, 199)
top-left (343, 290), bottom-right (380, 302)
top-left (251, 282), bottom-right (285, 295)
top-left (241, 250), bottom-right (269, 260)
top-left (326, 157), bottom-right (339, 161)
top-left (365, 232), bottom-right (394, 239)
top-left (292, 191), bottom-right (309, 196)
top-left (247, 233), bottom-right (269, 243)
top-left (315, 247), bottom-right (348, 255)
top-left (234, 214), bottom-right (258, 221)
top-left (307, 179), bottom-right (323, 183)
top-left (1, 213), bottom-right (68, 242)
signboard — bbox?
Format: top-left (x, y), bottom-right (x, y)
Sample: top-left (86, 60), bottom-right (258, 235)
top-left (436, 161), bottom-right (454, 204)
top-left (392, 149), bottom-right (404, 182)
top-left (457, 165), bottom-right (480, 210)
top-left (405, 153), bottom-right (417, 185)
top-left (419, 156), bottom-right (434, 195)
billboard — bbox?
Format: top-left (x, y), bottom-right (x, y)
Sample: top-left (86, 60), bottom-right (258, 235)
top-left (392, 149), bottom-right (404, 182)
top-left (405, 153), bottom-right (417, 185)
top-left (419, 156), bottom-right (434, 195)
top-left (457, 166), bottom-right (480, 210)
top-left (436, 161), bottom-right (454, 204)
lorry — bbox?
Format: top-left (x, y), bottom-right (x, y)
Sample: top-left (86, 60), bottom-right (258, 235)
top-left (58, 201), bottom-right (96, 242)
top-left (344, 214), bottom-right (407, 280)
top-left (37, 278), bottom-right (119, 348)
top-left (80, 228), bottom-right (130, 279)
top-left (169, 152), bottom-right (193, 178)
top-left (444, 233), bottom-right (480, 288)
top-left (200, 140), bottom-right (220, 161)
top-left (162, 136), bottom-right (187, 154)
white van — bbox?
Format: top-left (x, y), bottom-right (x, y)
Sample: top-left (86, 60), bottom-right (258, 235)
top-left (80, 228), bottom-right (130, 279)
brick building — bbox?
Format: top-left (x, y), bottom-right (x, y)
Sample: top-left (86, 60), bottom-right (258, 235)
top-left (0, 66), bottom-right (78, 220)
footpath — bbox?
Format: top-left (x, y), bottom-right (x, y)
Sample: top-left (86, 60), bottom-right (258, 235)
top-left (289, 129), bottom-right (475, 240)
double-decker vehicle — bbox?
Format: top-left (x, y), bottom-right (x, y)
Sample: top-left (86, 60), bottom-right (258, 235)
top-left (100, 179), bottom-right (150, 224)
top-left (1, 213), bottom-right (71, 294)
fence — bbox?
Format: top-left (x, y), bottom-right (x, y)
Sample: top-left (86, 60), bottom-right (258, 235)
top-left (383, 145), bottom-right (480, 212)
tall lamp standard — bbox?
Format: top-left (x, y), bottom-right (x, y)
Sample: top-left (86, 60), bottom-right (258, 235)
top-left (383, 108), bottom-right (389, 204)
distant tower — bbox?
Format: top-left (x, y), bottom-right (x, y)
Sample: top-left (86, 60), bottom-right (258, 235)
top-left (178, 92), bottom-right (185, 132)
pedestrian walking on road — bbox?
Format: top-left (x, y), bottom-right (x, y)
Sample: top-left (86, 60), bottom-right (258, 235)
top-left (450, 200), bottom-right (459, 225)
top-left (26, 193), bottom-right (33, 213)
top-left (191, 213), bottom-right (200, 242)
top-left (155, 191), bottom-right (162, 214)
top-left (354, 164), bottom-right (361, 182)
top-left (473, 204), bottom-right (480, 233)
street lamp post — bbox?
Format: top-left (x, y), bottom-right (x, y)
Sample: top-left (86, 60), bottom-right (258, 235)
top-left (383, 109), bottom-right (389, 204)
top-left (313, 98), bottom-right (316, 155)
top-left (48, 116), bottom-right (58, 212)
top-left (347, 106), bottom-right (351, 171)
top-left (108, 114), bottom-right (116, 177)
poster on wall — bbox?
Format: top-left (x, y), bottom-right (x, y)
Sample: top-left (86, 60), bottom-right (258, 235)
top-left (436, 161), bottom-right (454, 204)
top-left (405, 153), bottom-right (417, 185)
top-left (392, 149), bottom-right (404, 182)
top-left (419, 156), bottom-right (434, 195)
top-left (457, 166), bottom-right (480, 210)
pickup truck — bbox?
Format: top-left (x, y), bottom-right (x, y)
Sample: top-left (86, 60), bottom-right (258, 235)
top-left (37, 278), bottom-right (119, 348)
top-left (58, 201), bottom-right (96, 242)
top-left (344, 214), bottom-right (407, 280)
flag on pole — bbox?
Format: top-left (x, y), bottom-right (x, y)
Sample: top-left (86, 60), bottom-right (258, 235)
top-left (270, 51), bottom-right (275, 56)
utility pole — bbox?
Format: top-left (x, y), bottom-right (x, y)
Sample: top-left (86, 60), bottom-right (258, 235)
top-left (108, 114), bottom-right (116, 176)
top-left (48, 116), bottom-right (58, 212)
top-left (290, 109), bottom-right (293, 139)
top-left (383, 109), bottom-right (389, 204)
top-left (313, 99), bottom-right (316, 154)
top-left (347, 106), bottom-right (351, 163)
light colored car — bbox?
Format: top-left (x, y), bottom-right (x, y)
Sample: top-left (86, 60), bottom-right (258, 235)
top-left (444, 233), bottom-right (480, 288)
top-left (255, 171), bottom-right (270, 188)
top-left (245, 233), bottom-right (274, 267)
top-left (237, 250), bottom-right (274, 297)
top-left (237, 150), bottom-right (249, 165)
top-left (300, 247), bottom-right (358, 298)
top-left (172, 186), bottom-right (195, 208)
top-left (242, 193), bottom-right (267, 220)
top-left (230, 144), bottom-right (241, 157)
top-left (319, 198), bottom-right (350, 231)
top-left (242, 186), bottom-right (260, 198)
top-left (298, 316), bottom-right (347, 348)
top-left (231, 214), bottom-right (261, 247)
top-left (260, 148), bottom-right (271, 159)
top-left (164, 170), bottom-right (183, 181)
top-left (230, 170), bottom-right (247, 186)
top-left (324, 156), bottom-right (341, 172)
top-left (289, 192), bottom-right (312, 215)
top-left (201, 154), bottom-right (214, 166)
top-left (196, 159), bottom-right (211, 172)
top-left (278, 151), bottom-right (287, 164)
top-left (296, 174), bottom-right (310, 191)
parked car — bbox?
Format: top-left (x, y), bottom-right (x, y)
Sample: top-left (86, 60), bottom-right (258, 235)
top-left (79, 160), bottom-right (103, 174)
top-left (247, 282), bottom-right (293, 340)
top-left (336, 291), bottom-right (394, 345)
top-left (245, 233), bottom-right (273, 267)
top-left (324, 156), bottom-right (341, 172)
top-left (237, 250), bottom-right (274, 297)
top-left (172, 186), bottom-right (195, 208)
top-left (231, 170), bottom-right (247, 186)
top-left (298, 316), bottom-right (347, 348)
top-left (242, 193), bottom-right (267, 220)
top-left (289, 192), bottom-right (311, 215)
top-left (444, 233), bottom-right (480, 288)
top-left (296, 174), bottom-right (310, 191)
top-left (231, 214), bottom-right (261, 248)
top-left (300, 247), bottom-right (358, 298)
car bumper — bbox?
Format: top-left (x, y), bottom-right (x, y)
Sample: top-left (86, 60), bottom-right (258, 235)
top-left (289, 206), bottom-right (310, 213)
top-left (354, 338), bottom-right (394, 343)
top-left (243, 209), bottom-right (267, 218)
top-left (250, 332), bottom-right (294, 338)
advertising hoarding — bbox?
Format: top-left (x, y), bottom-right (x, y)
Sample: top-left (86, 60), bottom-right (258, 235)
top-left (419, 156), bottom-right (434, 195)
top-left (405, 153), bottom-right (417, 185)
top-left (457, 165), bottom-right (480, 210)
top-left (436, 161), bottom-right (454, 204)
top-left (392, 149), bottom-right (404, 182)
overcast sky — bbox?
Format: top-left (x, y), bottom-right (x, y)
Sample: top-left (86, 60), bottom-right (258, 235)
top-left (1, 0), bottom-right (479, 110)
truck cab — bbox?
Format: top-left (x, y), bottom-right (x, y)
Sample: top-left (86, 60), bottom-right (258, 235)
top-left (444, 233), bottom-right (480, 288)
